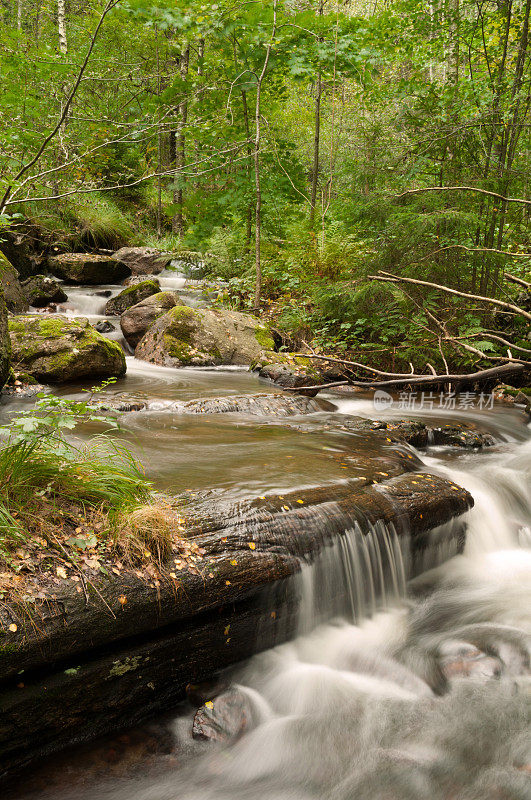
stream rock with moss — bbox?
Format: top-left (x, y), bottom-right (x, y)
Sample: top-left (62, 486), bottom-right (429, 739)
top-left (8, 316), bottom-right (126, 383)
top-left (135, 305), bottom-right (276, 366)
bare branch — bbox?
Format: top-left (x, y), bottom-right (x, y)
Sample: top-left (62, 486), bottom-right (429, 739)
top-left (505, 272), bottom-right (531, 289)
top-left (368, 271), bottom-right (531, 322)
top-left (395, 185), bottom-right (531, 208)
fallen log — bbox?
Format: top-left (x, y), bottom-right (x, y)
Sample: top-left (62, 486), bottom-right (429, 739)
top-left (0, 472), bottom-right (473, 778)
top-left (282, 361), bottom-right (526, 393)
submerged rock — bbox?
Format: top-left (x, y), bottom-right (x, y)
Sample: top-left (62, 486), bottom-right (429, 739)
top-left (48, 253), bottom-right (131, 284)
top-left (105, 279), bottom-right (161, 316)
top-left (98, 393), bottom-right (334, 416)
top-left (8, 315), bottom-right (126, 383)
top-left (0, 252), bottom-right (29, 312)
top-left (112, 247), bottom-right (171, 276)
top-left (175, 393), bottom-right (334, 416)
top-left (95, 320), bottom-right (116, 333)
top-left (120, 291), bottom-right (179, 349)
top-left (192, 688), bottom-right (254, 743)
top-left (350, 419), bottom-right (496, 449)
top-left (21, 274), bottom-right (67, 307)
top-left (135, 305), bottom-right (275, 367)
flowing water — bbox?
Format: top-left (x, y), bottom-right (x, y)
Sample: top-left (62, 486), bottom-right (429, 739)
top-left (3, 271), bottom-right (531, 800)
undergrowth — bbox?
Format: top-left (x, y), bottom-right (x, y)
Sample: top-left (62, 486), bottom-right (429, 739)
top-left (0, 386), bottom-right (186, 576)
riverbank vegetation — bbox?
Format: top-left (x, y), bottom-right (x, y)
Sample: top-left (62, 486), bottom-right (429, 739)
top-left (0, 391), bottom-right (198, 600)
top-left (1, 0), bottom-right (530, 376)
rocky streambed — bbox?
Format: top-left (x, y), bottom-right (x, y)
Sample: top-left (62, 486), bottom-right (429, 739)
top-left (0, 249), bottom-right (530, 788)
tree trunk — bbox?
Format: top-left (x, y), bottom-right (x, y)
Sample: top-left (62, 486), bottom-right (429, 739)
top-left (172, 43), bottom-right (190, 236)
top-left (253, 1), bottom-right (278, 314)
top-left (57, 0), bottom-right (67, 54)
top-left (241, 90), bottom-right (253, 254)
top-left (309, 0), bottom-right (324, 228)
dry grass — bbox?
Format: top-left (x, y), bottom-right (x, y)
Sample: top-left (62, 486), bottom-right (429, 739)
top-left (112, 503), bottom-right (178, 566)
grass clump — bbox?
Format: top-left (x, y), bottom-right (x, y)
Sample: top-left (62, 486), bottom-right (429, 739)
top-left (0, 386), bottom-right (196, 594)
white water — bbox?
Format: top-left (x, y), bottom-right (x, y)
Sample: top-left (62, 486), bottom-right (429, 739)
top-left (7, 277), bottom-right (531, 800)
top-left (21, 426), bottom-right (530, 800)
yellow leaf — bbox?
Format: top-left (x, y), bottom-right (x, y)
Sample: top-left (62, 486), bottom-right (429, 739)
top-left (8, 623), bottom-right (17, 633)
top-left (248, 542), bottom-right (256, 550)
top-left (205, 701), bottom-right (214, 709)
top-left (56, 566), bottom-right (67, 579)
top-left (297, 499), bottom-right (304, 504)
top-left (230, 559), bottom-right (237, 566)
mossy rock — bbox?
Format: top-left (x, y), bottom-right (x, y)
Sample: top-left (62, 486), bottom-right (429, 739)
top-left (0, 288), bottom-right (11, 388)
top-left (0, 252), bottom-right (29, 312)
top-left (21, 274), bottom-right (68, 307)
top-left (9, 315), bottom-right (126, 384)
top-left (253, 353), bottom-right (322, 392)
top-left (135, 306), bottom-right (275, 367)
top-left (105, 279), bottom-right (161, 316)
top-left (48, 253), bottom-right (131, 285)
top-left (120, 291), bottom-right (180, 349)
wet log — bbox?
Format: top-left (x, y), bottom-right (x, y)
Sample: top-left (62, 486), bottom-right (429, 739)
top-left (0, 472), bottom-right (473, 778)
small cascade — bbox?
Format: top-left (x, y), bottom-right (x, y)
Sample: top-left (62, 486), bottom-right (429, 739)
top-left (59, 286), bottom-right (121, 317)
top-left (298, 520), bottom-right (409, 632)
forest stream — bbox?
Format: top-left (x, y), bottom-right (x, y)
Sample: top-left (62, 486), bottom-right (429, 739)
top-left (2, 269), bottom-right (531, 800)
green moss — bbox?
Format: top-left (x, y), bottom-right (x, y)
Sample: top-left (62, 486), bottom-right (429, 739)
top-left (164, 334), bottom-right (194, 364)
top-left (8, 316), bottom-right (126, 382)
top-left (254, 324), bottom-right (275, 350)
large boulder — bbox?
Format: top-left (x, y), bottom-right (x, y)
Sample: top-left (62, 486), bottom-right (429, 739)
top-left (120, 291), bottom-right (180, 349)
top-left (0, 225), bottom-right (44, 279)
top-left (0, 252), bottom-right (29, 312)
top-left (48, 253), bottom-right (131, 285)
top-left (112, 247), bottom-right (171, 276)
top-left (105, 279), bottom-right (161, 316)
top-left (135, 306), bottom-right (276, 367)
top-left (21, 275), bottom-right (67, 307)
top-left (0, 289), bottom-right (10, 389)
top-left (9, 316), bottom-right (126, 383)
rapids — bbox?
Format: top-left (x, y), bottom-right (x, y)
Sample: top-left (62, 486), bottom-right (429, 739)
top-left (2, 269), bottom-right (530, 800)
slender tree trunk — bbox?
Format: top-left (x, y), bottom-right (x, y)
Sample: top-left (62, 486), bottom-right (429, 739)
top-left (156, 28), bottom-right (162, 239)
top-left (17, 0), bottom-right (23, 32)
top-left (253, 1), bottom-right (278, 314)
top-left (172, 43), bottom-right (190, 236)
top-left (58, 0), bottom-right (67, 54)
top-left (241, 90), bottom-right (253, 254)
top-left (309, 0), bottom-right (324, 228)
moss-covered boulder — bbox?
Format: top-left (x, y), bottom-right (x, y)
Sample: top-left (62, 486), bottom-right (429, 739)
top-left (120, 291), bottom-right (180, 349)
top-left (135, 306), bottom-right (275, 367)
top-left (9, 316), bottom-right (126, 384)
top-left (0, 252), bottom-right (29, 312)
top-left (0, 289), bottom-right (11, 388)
top-left (105, 279), bottom-right (161, 316)
top-left (21, 274), bottom-right (68, 307)
top-left (48, 253), bottom-right (131, 285)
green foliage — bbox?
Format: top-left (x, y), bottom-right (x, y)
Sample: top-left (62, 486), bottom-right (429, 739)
top-left (0, 382), bottom-right (152, 554)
